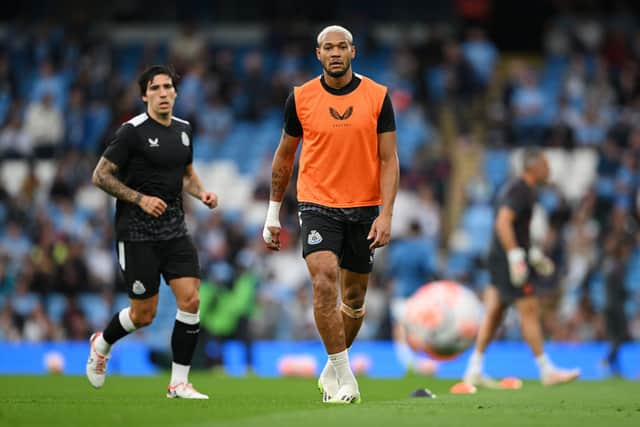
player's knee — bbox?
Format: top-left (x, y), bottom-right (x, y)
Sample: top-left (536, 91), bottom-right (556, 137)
top-left (342, 288), bottom-right (365, 309)
top-left (181, 294), bottom-right (200, 313)
top-left (341, 301), bottom-right (366, 319)
top-left (130, 306), bottom-right (156, 327)
top-left (312, 275), bottom-right (338, 308)
top-left (517, 301), bottom-right (539, 320)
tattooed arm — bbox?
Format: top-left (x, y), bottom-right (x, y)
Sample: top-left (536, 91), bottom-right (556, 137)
top-left (262, 130), bottom-right (301, 250)
top-left (270, 131), bottom-right (300, 202)
top-left (92, 157), bottom-right (141, 204)
top-left (92, 156), bottom-right (167, 217)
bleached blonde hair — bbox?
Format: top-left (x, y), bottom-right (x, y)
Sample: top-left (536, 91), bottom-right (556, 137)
top-left (316, 25), bottom-right (354, 46)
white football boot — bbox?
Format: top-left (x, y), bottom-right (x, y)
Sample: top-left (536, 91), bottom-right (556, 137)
top-left (317, 361), bottom-right (340, 402)
top-left (325, 382), bottom-right (361, 404)
top-left (462, 371), bottom-right (503, 389)
top-left (166, 383), bottom-right (209, 399)
top-left (541, 368), bottom-right (580, 386)
top-left (86, 332), bottom-right (110, 388)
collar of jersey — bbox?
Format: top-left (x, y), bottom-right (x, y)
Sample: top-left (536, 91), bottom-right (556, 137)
top-left (320, 74), bottom-right (361, 96)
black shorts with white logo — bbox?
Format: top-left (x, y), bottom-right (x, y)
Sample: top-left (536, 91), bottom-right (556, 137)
top-left (299, 211), bottom-right (374, 274)
top-left (116, 236), bottom-right (200, 299)
top-left (488, 249), bottom-right (537, 304)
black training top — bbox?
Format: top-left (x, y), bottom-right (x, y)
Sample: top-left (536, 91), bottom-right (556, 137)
top-left (102, 112), bottom-right (193, 242)
top-left (490, 178), bottom-right (537, 255)
top-left (283, 74), bottom-right (397, 223)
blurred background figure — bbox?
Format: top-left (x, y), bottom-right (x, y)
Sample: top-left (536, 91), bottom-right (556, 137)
top-left (600, 212), bottom-right (635, 376)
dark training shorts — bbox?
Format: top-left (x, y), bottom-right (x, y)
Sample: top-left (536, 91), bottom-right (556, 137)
top-left (488, 249), bottom-right (537, 305)
top-left (299, 211), bottom-right (375, 274)
top-left (116, 236), bottom-right (200, 299)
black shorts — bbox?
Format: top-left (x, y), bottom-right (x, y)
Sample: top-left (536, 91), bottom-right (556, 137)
top-left (488, 249), bottom-right (537, 304)
top-left (299, 211), bottom-right (374, 274)
top-left (116, 236), bottom-right (200, 299)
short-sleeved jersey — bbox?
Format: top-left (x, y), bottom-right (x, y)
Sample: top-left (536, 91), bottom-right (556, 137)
top-left (489, 178), bottom-right (537, 255)
top-left (101, 113), bottom-right (193, 242)
top-left (288, 74), bottom-right (395, 210)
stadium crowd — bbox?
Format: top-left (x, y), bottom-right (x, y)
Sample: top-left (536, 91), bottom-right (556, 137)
top-left (1, 10), bottom-right (640, 364)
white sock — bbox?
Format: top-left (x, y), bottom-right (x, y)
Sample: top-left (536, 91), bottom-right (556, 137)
top-left (176, 309), bottom-right (199, 325)
top-left (170, 362), bottom-right (191, 386)
top-left (321, 344), bottom-right (352, 380)
top-left (320, 359), bottom-right (336, 379)
top-left (95, 334), bottom-right (111, 355)
top-left (119, 307), bottom-right (137, 332)
top-left (465, 349), bottom-right (484, 376)
top-left (535, 353), bottom-right (555, 376)
top-left (328, 349), bottom-right (356, 387)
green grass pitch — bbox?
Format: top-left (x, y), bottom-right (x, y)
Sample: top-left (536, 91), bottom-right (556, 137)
top-left (1, 374), bottom-right (639, 427)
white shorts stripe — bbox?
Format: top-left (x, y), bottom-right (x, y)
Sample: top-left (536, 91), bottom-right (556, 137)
top-left (118, 241), bottom-right (126, 271)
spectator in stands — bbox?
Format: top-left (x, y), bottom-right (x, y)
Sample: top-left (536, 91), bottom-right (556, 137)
top-left (0, 221), bottom-right (31, 271)
top-left (23, 93), bottom-right (64, 159)
top-left (30, 61), bottom-right (65, 111)
top-left (510, 67), bottom-right (546, 144)
top-left (174, 62), bottom-right (206, 120)
top-left (197, 93), bottom-right (234, 142)
top-left (56, 240), bottom-right (90, 296)
top-left (442, 40), bottom-right (477, 104)
top-left (462, 27), bottom-right (498, 89)
top-left (65, 87), bottom-right (88, 152)
top-left (392, 182), bottom-right (441, 241)
top-left (0, 304), bottom-right (20, 341)
top-left (572, 103), bottom-right (608, 146)
top-left (613, 60), bottom-right (639, 106)
top-left (238, 51), bottom-right (272, 121)
top-left (61, 296), bottom-right (91, 340)
top-left (169, 23), bottom-right (206, 71)
top-left (0, 110), bottom-right (33, 158)
top-left (0, 254), bottom-right (17, 297)
top-left (22, 303), bottom-right (59, 341)
top-left (198, 262), bottom-right (257, 371)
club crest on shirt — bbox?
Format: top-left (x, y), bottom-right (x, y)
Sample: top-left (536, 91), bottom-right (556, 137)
top-left (181, 131), bottom-right (190, 146)
top-left (148, 137), bottom-right (159, 147)
top-left (307, 230), bottom-right (323, 245)
top-left (132, 280), bottom-right (146, 295)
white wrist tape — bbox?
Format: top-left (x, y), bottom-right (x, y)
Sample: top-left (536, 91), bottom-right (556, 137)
top-left (507, 247), bottom-right (526, 264)
top-left (263, 200), bottom-right (282, 243)
top-left (507, 247), bottom-right (528, 286)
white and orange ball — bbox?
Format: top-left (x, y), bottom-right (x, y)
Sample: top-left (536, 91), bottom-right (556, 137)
top-left (403, 281), bottom-right (483, 360)
top-left (44, 351), bottom-right (65, 374)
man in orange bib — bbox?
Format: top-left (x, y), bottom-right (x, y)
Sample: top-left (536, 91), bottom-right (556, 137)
top-left (263, 25), bottom-right (399, 404)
